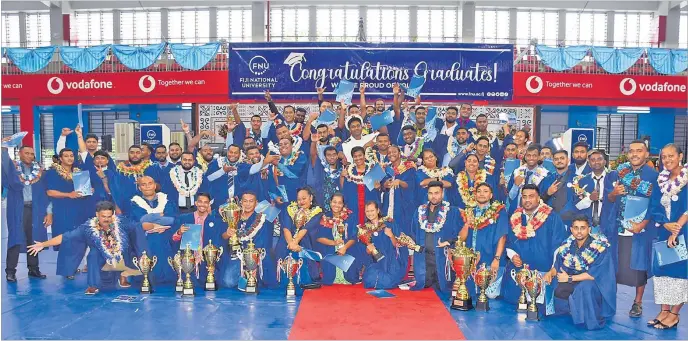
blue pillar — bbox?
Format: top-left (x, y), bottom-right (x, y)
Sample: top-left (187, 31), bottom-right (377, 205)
top-left (567, 106), bottom-right (598, 129)
top-left (638, 108), bottom-right (676, 155)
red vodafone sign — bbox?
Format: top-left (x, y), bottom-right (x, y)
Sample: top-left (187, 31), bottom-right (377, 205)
top-left (513, 73), bottom-right (687, 108)
top-left (2, 71), bottom-right (229, 105)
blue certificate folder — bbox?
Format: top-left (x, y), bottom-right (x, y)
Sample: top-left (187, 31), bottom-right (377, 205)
top-left (363, 164), bottom-right (386, 191)
top-left (541, 159), bottom-right (556, 174)
top-left (503, 159), bottom-right (520, 179)
top-left (335, 79), bottom-right (355, 105)
top-left (653, 234), bottom-right (687, 267)
top-left (181, 224), bottom-right (202, 250)
top-left (370, 110), bottom-right (394, 131)
top-left (367, 289), bottom-right (396, 298)
top-left (1, 131), bottom-right (27, 148)
top-left (401, 75), bottom-right (426, 98)
top-left (72, 170), bottom-right (93, 196)
top-left (323, 254), bottom-right (355, 272)
top-left (622, 195), bottom-right (649, 230)
top-left (256, 200), bottom-right (280, 222)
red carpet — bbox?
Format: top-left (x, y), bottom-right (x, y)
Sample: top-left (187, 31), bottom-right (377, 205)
top-left (288, 285), bottom-right (466, 340)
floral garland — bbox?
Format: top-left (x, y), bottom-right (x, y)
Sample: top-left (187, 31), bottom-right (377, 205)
top-left (237, 213), bottom-right (267, 242)
top-left (417, 201), bottom-right (450, 233)
top-left (556, 234), bottom-right (610, 272)
top-left (268, 136), bottom-right (303, 155)
top-left (483, 155), bottom-right (496, 175)
top-left (116, 160), bottom-right (152, 177)
top-left (358, 216), bottom-right (392, 235)
top-left (88, 216), bottom-right (124, 266)
top-left (657, 164), bottom-right (688, 219)
top-left (402, 138), bottom-right (424, 160)
top-left (468, 128), bottom-right (496, 143)
top-left (513, 166), bottom-right (548, 186)
top-left (419, 165), bottom-right (453, 179)
top-left (569, 175), bottom-right (589, 199)
top-left (321, 208), bottom-right (352, 240)
top-left (131, 193), bottom-right (168, 214)
top-left (365, 147), bottom-right (387, 165)
top-left (54, 164), bottom-right (81, 181)
top-left (169, 166), bottom-right (203, 197)
top-left (274, 151), bottom-right (302, 177)
top-left (616, 162), bottom-right (653, 196)
top-left (321, 158), bottom-right (342, 180)
top-left (14, 160), bottom-right (42, 185)
top-left (345, 161), bottom-right (374, 185)
top-left (456, 170), bottom-right (488, 207)
top-left (391, 160), bottom-right (416, 175)
top-left (287, 202), bottom-right (323, 233)
top-left (217, 155), bottom-right (245, 177)
top-left (461, 201), bottom-right (505, 230)
top-left (510, 204), bottom-right (553, 240)
top-left (446, 136), bottom-right (467, 161)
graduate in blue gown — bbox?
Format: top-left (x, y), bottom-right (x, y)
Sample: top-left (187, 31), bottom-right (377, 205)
top-left (28, 201), bottom-right (148, 294)
top-left (359, 201), bottom-right (408, 289)
top-left (87, 151), bottom-right (116, 206)
top-left (341, 147), bottom-right (383, 227)
top-left (309, 144), bottom-right (343, 212)
top-left (538, 150), bottom-right (579, 229)
top-left (455, 154), bottom-right (498, 210)
top-left (502, 184), bottom-right (567, 316)
top-left (237, 146), bottom-right (276, 203)
top-left (545, 216), bottom-right (616, 330)
top-left (219, 191), bottom-right (277, 290)
top-left (275, 187), bottom-right (323, 289)
top-left (506, 146), bottom-right (549, 210)
top-left (458, 183), bottom-right (508, 300)
top-left (416, 150), bottom-right (456, 208)
top-left (569, 142), bottom-right (593, 176)
top-left (405, 183), bottom-right (460, 293)
top-left (266, 137), bottom-right (308, 209)
top-left (128, 176), bottom-right (179, 285)
top-left (161, 152), bottom-right (205, 213)
top-left (315, 194), bottom-right (363, 285)
top-left (170, 193), bottom-right (229, 289)
top-left (448, 136), bottom-right (501, 179)
top-left (110, 145), bottom-right (158, 214)
top-left (571, 150), bottom-right (615, 237)
top-left (381, 146), bottom-right (417, 235)
top-left (200, 144), bottom-right (251, 209)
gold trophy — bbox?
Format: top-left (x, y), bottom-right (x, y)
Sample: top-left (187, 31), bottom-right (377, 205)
top-left (472, 263), bottom-right (494, 312)
top-left (180, 244), bottom-right (197, 296)
top-left (277, 254), bottom-right (304, 301)
top-left (510, 265), bottom-right (532, 312)
top-left (133, 251), bottom-right (157, 294)
top-left (358, 230), bottom-right (384, 262)
top-left (168, 251), bottom-right (184, 293)
top-left (447, 241), bottom-right (479, 311)
top-left (238, 240), bottom-right (267, 294)
top-left (523, 270), bottom-right (544, 321)
top-left (202, 239), bottom-right (224, 291)
top-left (397, 233), bottom-right (425, 253)
top-left (219, 199), bottom-right (241, 257)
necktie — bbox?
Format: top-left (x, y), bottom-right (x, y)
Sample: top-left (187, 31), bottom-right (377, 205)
top-left (184, 171), bottom-right (192, 208)
top-left (525, 170), bottom-right (533, 184)
top-left (228, 167), bottom-right (235, 200)
top-left (592, 177), bottom-right (601, 226)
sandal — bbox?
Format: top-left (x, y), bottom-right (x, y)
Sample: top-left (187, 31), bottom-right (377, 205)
top-left (654, 312), bottom-right (680, 330)
top-left (647, 309), bottom-right (670, 326)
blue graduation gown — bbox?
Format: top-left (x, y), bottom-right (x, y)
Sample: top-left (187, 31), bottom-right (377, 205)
top-left (316, 212), bottom-right (364, 285)
top-left (267, 152), bottom-right (308, 207)
top-left (381, 166), bottom-right (417, 235)
top-left (238, 168), bottom-right (271, 203)
top-left (200, 159), bottom-right (252, 209)
top-left (44, 168), bottom-right (92, 240)
top-left (360, 220), bottom-right (408, 289)
top-left (553, 237), bottom-right (616, 330)
top-left (111, 163), bottom-right (159, 214)
top-left (341, 169), bottom-right (382, 226)
top-left (571, 172), bottom-right (616, 237)
top-left (274, 208), bottom-right (323, 286)
top-left (539, 170), bottom-right (579, 228)
top-left (221, 212), bottom-right (278, 289)
top-left (650, 182), bottom-right (688, 280)
top-left (307, 156), bottom-right (342, 212)
top-left (415, 167), bottom-right (456, 208)
top-left (409, 205), bottom-right (460, 293)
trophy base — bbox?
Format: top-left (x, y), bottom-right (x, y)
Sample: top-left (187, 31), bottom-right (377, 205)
top-left (476, 300), bottom-right (490, 312)
top-left (182, 288), bottom-right (195, 296)
top-left (517, 303), bottom-right (528, 312)
top-left (450, 297), bottom-right (473, 311)
top-left (140, 286), bottom-right (153, 294)
top-left (526, 310), bottom-right (540, 321)
top-left (205, 282), bottom-right (218, 291)
top-left (245, 285), bottom-right (258, 294)
top-left (286, 288), bottom-right (296, 300)
top-left (175, 285), bottom-right (184, 293)
top-left (451, 291), bottom-right (457, 298)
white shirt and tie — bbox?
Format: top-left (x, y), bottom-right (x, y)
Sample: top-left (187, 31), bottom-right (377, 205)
top-left (575, 170), bottom-right (607, 229)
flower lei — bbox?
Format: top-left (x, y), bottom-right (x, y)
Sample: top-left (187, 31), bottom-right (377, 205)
top-left (169, 166), bottom-right (203, 197)
top-left (358, 216), bottom-right (392, 235)
top-left (419, 165), bottom-right (453, 179)
top-left (287, 202), bottom-right (323, 233)
top-left (345, 162), bottom-right (374, 185)
top-left (657, 164), bottom-right (688, 219)
top-left (321, 158), bottom-right (342, 180)
top-left (196, 154), bottom-right (211, 173)
top-left (268, 136), bottom-right (303, 155)
top-left (569, 175), bottom-right (589, 199)
top-left (392, 160), bottom-right (416, 175)
top-left (274, 151), bottom-right (302, 177)
top-left (556, 234), bottom-right (610, 272)
top-left (402, 138), bottom-right (424, 160)
top-left (461, 201), bottom-right (505, 230)
top-left (116, 160), bottom-right (152, 177)
top-left (88, 216), bottom-right (124, 266)
top-left (218, 155), bottom-right (245, 176)
top-left (365, 147), bottom-right (387, 165)
top-left (616, 163), bottom-right (653, 196)
top-left (417, 201), bottom-right (450, 233)
top-left (483, 155), bottom-right (496, 175)
top-left (15, 160), bottom-right (42, 185)
top-left (131, 192), bottom-right (168, 214)
top-left (53, 164), bottom-right (81, 181)
top-left (237, 212), bottom-right (267, 242)
top-left (514, 166), bottom-right (548, 186)
top-left (468, 128), bottom-right (496, 143)
top-left (321, 208), bottom-right (352, 240)
top-left (510, 204), bottom-right (553, 240)
top-left (447, 136), bottom-right (467, 161)
top-left (456, 170), bottom-right (488, 207)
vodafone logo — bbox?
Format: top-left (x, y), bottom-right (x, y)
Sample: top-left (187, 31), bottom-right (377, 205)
top-left (139, 75), bottom-right (156, 93)
top-left (525, 76), bottom-right (543, 94)
top-left (47, 77), bottom-right (64, 94)
top-left (619, 78), bottom-right (637, 96)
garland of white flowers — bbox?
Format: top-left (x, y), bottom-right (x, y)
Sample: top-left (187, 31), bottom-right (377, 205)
top-left (170, 166), bottom-right (203, 197)
top-left (446, 136), bottom-right (467, 161)
top-left (14, 160), bottom-right (42, 185)
top-left (419, 165), bottom-right (454, 179)
top-left (131, 192), bottom-right (168, 214)
top-left (417, 201), bottom-right (450, 233)
top-left (658, 164), bottom-right (688, 219)
top-left (237, 213), bottom-right (267, 242)
top-left (468, 128), bottom-right (496, 143)
top-left (217, 155), bottom-right (245, 177)
top-left (88, 216), bottom-right (124, 266)
top-left (345, 161), bottom-right (374, 185)
top-left (514, 166), bottom-right (548, 186)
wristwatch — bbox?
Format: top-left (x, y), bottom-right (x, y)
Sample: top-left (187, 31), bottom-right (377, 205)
top-left (567, 275), bottom-right (573, 283)
top-left (493, 255), bottom-right (501, 261)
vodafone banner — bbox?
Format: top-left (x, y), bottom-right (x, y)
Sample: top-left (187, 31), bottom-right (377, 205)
top-left (514, 73), bottom-right (687, 107)
top-left (2, 71), bottom-right (229, 105)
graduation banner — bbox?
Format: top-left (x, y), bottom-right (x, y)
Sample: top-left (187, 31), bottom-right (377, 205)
top-left (229, 42), bottom-right (514, 101)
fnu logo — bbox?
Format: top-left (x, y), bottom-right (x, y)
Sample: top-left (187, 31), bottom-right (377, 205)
top-left (249, 56), bottom-right (270, 75)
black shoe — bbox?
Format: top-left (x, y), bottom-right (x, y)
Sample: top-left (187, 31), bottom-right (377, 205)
top-left (301, 283), bottom-right (321, 290)
top-left (28, 269), bottom-right (46, 279)
top-left (66, 276), bottom-right (75, 280)
top-left (6, 273), bottom-right (17, 282)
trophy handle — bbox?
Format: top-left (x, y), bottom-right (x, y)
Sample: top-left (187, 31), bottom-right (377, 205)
top-left (151, 256), bottom-right (158, 269)
top-left (132, 257), bottom-right (140, 271)
top-left (168, 257), bottom-right (174, 268)
top-left (510, 268), bottom-right (518, 283)
top-left (259, 249), bottom-right (266, 261)
top-left (217, 246), bottom-right (224, 261)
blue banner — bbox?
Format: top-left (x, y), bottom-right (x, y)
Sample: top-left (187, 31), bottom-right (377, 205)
top-left (141, 125), bottom-right (163, 147)
top-left (228, 42), bottom-right (513, 101)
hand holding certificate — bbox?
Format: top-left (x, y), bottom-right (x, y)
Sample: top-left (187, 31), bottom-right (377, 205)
top-left (73, 170), bottom-right (93, 196)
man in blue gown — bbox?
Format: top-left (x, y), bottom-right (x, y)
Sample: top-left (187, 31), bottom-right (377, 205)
top-left (570, 141), bottom-right (593, 176)
top-left (200, 144), bottom-right (249, 209)
top-left (544, 215), bottom-right (616, 330)
top-left (572, 150), bottom-right (614, 236)
top-left (539, 150), bottom-right (578, 229)
top-left (111, 145), bottom-right (158, 214)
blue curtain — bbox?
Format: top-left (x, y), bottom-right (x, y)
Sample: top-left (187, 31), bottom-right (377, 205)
top-left (5, 46), bottom-right (56, 73)
top-left (590, 47), bottom-right (644, 74)
top-left (169, 42), bottom-right (220, 70)
top-left (647, 48), bottom-right (688, 75)
top-left (111, 42), bottom-right (165, 70)
top-left (535, 45), bottom-right (590, 71)
top-left (60, 45), bottom-right (110, 72)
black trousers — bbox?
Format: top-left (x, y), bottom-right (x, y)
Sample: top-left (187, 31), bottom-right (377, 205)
top-left (6, 204), bottom-right (39, 274)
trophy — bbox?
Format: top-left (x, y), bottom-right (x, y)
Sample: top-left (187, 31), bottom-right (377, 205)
top-left (358, 230), bottom-right (384, 262)
top-left (472, 263), bottom-right (494, 312)
top-left (510, 264), bottom-right (532, 312)
top-left (180, 244), bottom-right (197, 296)
top-left (238, 240), bottom-right (267, 294)
top-left (523, 270), bottom-right (544, 321)
top-left (397, 233), bottom-right (425, 253)
top-left (133, 251), bottom-right (157, 294)
top-left (277, 254), bottom-right (304, 300)
top-left (202, 239), bottom-right (224, 291)
top-left (219, 199), bottom-right (241, 256)
top-left (168, 251), bottom-right (184, 293)
top-left (447, 241), bottom-right (479, 311)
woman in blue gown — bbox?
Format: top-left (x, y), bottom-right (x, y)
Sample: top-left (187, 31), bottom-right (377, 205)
top-left (341, 146), bottom-right (382, 227)
top-left (359, 201), bottom-right (408, 289)
top-left (381, 146), bottom-right (417, 235)
top-left (416, 150), bottom-right (456, 207)
top-left (315, 193), bottom-right (363, 285)
top-left (455, 154), bottom-right (497, 210)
